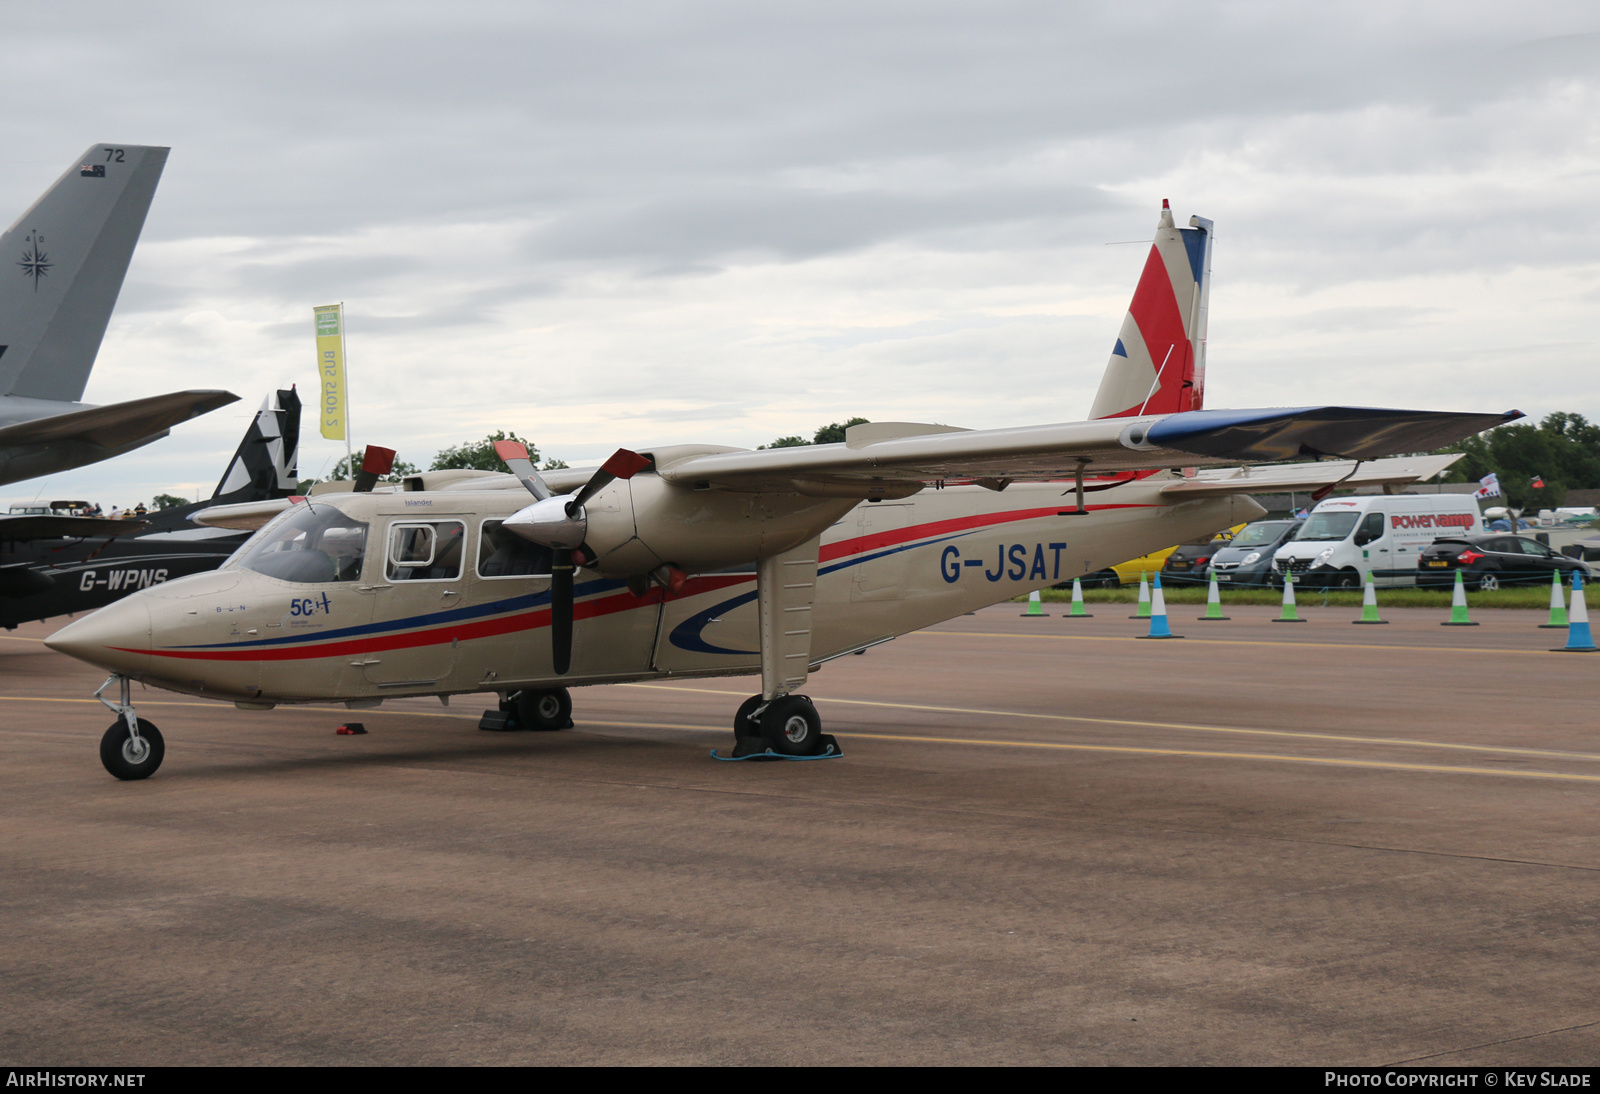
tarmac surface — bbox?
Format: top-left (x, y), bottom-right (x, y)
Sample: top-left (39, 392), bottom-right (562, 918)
top-left (2, 601), bottom-right (1598, 1065)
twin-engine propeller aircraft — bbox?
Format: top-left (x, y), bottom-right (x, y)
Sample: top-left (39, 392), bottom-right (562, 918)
top-left (46, 203), bottom-right (1512, 779)
top-left (0, 143), bottom-right (237, 485)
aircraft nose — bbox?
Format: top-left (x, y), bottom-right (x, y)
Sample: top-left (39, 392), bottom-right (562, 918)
top-left (45, 596), bottom-right (152, 673)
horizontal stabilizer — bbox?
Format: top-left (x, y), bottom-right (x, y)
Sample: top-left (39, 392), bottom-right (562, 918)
top-left (0, 389), bottom-right (237, 448)
top-left (1142, 407), bottom-right (1521, 463)
top-left (1158, 454), bottom-right (1463, 498)
top-left (189, 497), bottom-right (294, 531)
top-left (0, 514), bottom-right (149, 540)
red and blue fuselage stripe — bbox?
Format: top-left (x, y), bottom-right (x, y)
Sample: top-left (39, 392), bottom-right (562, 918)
top-left (124, 502), bottom-right (1151, 663)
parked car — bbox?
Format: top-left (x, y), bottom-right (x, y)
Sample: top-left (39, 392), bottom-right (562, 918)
top-left (1272, 493), bottom-right (1483, 588)
top-left (1417, 534), bottom-right (1590, 591)
top-left (1079, 524), bottom-right (1246, 588)
top-left (1161, 532), bottom-right (1233, 585)
top-left (1206, 519), bottom-right (1302, 588)
top-left (1079, 545), bottom-right (1178, 588)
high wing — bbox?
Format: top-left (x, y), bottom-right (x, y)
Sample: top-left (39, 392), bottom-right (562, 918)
top-left (652, 407), bottom-right (1517, 496)
top-left (0, 389), bottom-right (238, 447)
top-left (0, 515), bottom-right (150, 540)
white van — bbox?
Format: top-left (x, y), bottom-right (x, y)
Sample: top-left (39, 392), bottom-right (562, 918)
top-left (1271, 494), bottom-right (1482, 588)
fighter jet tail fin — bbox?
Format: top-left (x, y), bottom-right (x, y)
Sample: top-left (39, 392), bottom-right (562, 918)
top-left (1089, 201), bottom-right (1213, 420)
top-left (0, 143), bottom-right (168, 402)
top-left (210, 387), bottom-right (302, 503)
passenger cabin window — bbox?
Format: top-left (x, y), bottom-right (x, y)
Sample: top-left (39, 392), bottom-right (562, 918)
top-left (387, 521), bottom-right (465, 581)
top-left (478, 520), bottom-right (552, 578)
top-left (235, 505), bottom-right (369, 584)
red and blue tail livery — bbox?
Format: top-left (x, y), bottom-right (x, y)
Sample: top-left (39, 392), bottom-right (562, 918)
top-left (1089, 201), bottom-right (1212, 420)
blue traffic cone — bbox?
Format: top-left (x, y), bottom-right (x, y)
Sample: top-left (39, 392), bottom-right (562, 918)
top-left (1554, 570), bottom-right (1597, 652)
top-left (1136, 574), bottom-right (1182, 640)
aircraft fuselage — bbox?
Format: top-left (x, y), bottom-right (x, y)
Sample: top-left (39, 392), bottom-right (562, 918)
top-left (47, 476), bottom-right (1263, 707)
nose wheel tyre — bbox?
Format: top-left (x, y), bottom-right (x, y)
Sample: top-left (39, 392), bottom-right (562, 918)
top-left (100, 719), bottom-right (164, 781)
top-left (515, 688), bottom-right (573, 731)
top-left (759, 695), bottom-right (824, 756)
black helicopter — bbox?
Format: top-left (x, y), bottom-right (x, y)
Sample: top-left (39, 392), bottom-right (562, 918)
top-left (0, 388), bottom-right (299, 630)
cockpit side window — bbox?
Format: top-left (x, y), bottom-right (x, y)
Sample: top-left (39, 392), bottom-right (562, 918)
top-left (477, 520), bottom-right (552, 578)
top-left (234, 505), bottom-right (369, 584)
top-left (387, 521), bottom-right (466, 581)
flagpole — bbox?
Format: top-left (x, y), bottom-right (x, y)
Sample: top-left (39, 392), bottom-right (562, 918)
top-left (340, 301), bottom-right (352, 478)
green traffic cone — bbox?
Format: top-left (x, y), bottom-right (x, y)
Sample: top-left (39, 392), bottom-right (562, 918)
top-left (1020, 589), bottom-right (1049, 617)
top-left (1130, 572), bottom-right (1151, 619)
top-left (1197, 572), bottom-right (1229, 621)
top-left (1067, 578), bottom-right (1092, 618)
top-left (1273, 572), bottom-right (1305, 622)
top-left (1352, 570), bottom-right (1387, 624)
top-left (1441, 569), bottom-right (1478, 626)
top-left (1539, 570), bottom-right (1569, 629)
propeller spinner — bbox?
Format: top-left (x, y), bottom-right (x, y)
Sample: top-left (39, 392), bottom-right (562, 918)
top-left (495, 441), bottom-right (650, 674)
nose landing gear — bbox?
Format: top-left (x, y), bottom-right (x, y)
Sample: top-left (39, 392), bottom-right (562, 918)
top-left (94, 674), bottom-right (165, 780)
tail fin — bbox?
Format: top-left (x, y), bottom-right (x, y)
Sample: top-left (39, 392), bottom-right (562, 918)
top-left (210, 387), bottom-right (301, 502)
top-left (0, 143), bottom-right (168, 402)
top-left (1088, 201), bottom-right (1213, 419)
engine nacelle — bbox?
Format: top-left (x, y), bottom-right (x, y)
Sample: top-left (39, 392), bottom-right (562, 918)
top-left (576, 473), bottom-right (857, 576)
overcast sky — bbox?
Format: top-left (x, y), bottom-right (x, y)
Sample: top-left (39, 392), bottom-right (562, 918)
top-left (2, 1), bottom-right (1596, 507)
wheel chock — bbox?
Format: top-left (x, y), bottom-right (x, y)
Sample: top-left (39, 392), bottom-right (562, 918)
top-left (711, 734), bottom-right (843, 761)
top-left (477, 710), bottom-right (518, 731)
top-left (335, 723), bottom-right (368, 735)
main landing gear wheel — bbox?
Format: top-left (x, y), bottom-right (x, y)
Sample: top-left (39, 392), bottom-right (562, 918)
top-left (515, 687), bottom-right (573, 731)
top-left (100, 719), bottom-right (164, 781)
top-left (759, 695), bottom-right (826, 757)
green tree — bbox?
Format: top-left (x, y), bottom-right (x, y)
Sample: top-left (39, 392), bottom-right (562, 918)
top-left (431, 431), bottom-right (566, 472)
top-left (758, 435), bottom-right (808, 450)
top-left (1434, 412), bottom-right (1600, 511)
top-left (151, 493), bottom-right (190, 511)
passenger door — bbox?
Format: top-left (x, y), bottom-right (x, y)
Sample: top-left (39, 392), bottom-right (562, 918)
top-left (360, 517), bottom-right (468, 687)
top-left (849, 503), bottom-right (913, 602)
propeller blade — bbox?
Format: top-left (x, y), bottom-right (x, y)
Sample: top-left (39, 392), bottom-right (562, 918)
top-left (566, 448), bottom-right (651, 515)
top-left (494, 440), bottom-right (554, 501)
top-left (353, 446), bottom-right (396, 493)
top-left (550, 547), bottom-right (574, 675)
